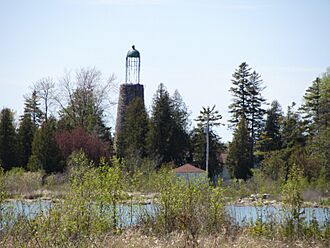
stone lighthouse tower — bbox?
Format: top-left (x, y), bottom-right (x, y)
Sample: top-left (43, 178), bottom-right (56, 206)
top-left (115, 46), bottom-right (145, 152)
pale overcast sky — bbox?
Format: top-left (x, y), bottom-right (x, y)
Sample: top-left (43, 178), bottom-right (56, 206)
top-left (0, 0), bottom-right (329, 141)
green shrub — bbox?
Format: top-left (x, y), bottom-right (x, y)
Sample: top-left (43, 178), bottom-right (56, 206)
top-left (281, 164), bottom-right (306, 238)
top-left (145, 169), bottom-right (228, 244)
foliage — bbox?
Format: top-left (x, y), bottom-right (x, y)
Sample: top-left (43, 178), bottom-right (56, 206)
top-left (300, 77), bottom-right (322, 135)
top-left (281, 103), bottom-right (306, 149)
top-left (17, 114), bottom-right (36, 169)
top-left (23, 90), bottom-right (44, 127)
top-left (227, 117), bottom-right (253, 179)
top-left (228, 62), bottom-right (252, 125)
top-left (148, 169), bottom-right (227, 244)
top-left (256, 100), bottom-right (283, 156)
top-left (2, 152), bottom-right (127, 247)
top-left (191, 127), bottom-right (223, 180)
top-left (193, 105), bottom-right (223, 179)
top-left (148, 84), bottom-right (190, 166)
top-left (28, 117), bottom-right (64, 173)
top-left (281, 164), bottom-right (305, 237)
top-left (260, 149), bottom-right (287, 181)
top-left (228, 62), bottom-right (266, 166)
top-left (0, 108), bottom-right (19, 170)
top-left (0, 157), bottom-right (328, 246)
top-left (4, 167), bottom-right (43, 197)
top-left (33, 77), bottom-right (55, 123)
top-left (56, 68), bottom-right (113, 142)
top-left (116, 97), bottom-right (149, 159)
top-left (55, 126), bottom-right (111, 163)
top-left (0, 167), bottom-right (7, 202)
top-left (246, 70), bottom-right (266, 148)
top-left (318, 69), bottom-right (330, 129)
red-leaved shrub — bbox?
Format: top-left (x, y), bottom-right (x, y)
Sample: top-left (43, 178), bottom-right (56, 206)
top-left (55, 127), bottom-right (111, 163)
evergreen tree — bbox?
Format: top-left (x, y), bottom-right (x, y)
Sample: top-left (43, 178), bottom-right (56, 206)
top-left (226, 117), bottom-right (253, 180)
top-left (302, 69), bottom-right (330, 180)
top-left (300, 77), bottom-right (322, 135)
top-left (228, 62), bottom-right (252, 125)
top-left (281, 103), bottom-right (306, 149)
top-left (171, 90), bottom-right (190, 131)
top-left (28, 117), bottom-right (63, 173)
top-left (0, 108), bottom-right (19, 170)
top-left (117, 97), bottom-right (149, 158)
top-left (147, 84), bottom-right (190, 166)
top-left (148, 83), bottom-right (173, 165)
top-left (319, 69), bottom-right (330, 129)
top-left (247, 70), bottom-right (266, 145)
top-left (257, 100), bottom-right (283, 154)
top-left (23, 90), bottom-right (44, 127)
top-left (17, 114), bottom-right (36, 168)
top-left (280, 103), bottom-right (306, 181)
top-left (169, 90), bottom-right (191, 164)
top-left (314, 127), bottom-right (330, 180)
top-left (228, 63), bottom-right (266, 167)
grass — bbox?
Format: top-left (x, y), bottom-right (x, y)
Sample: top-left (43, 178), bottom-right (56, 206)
top-left (1, 229), bottom-right (328, 248)
top-left (95, 229), bottom-right (329, 248)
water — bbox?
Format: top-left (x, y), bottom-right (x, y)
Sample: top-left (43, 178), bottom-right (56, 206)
top-left (2, 200), bottom-right (329, 227)
top-left (225, 205), bottom-right (329, 226)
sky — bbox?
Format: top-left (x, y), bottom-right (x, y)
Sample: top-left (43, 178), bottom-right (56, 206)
top-left (0, 0), bottom-right (329, 142)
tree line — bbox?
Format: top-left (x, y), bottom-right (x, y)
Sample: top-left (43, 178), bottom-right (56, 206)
top-left (227, 64), bottom-right (330, 183)
top-left (0, 64), bottom-right (329, 183)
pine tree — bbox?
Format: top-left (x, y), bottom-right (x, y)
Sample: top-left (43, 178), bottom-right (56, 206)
top-left (17, 114), bottom-right (36, 168)
top-left (147, 84), bottom-right (190, 166)
top-left (300, 77), bottom-right (322, 135)
top-left (228, 62), bottom-right (252, 125)
top-left (280, 103), bottom-right (306, 181)
top-left (0, 108), bottom-right (19, 170)
top-left (117, 97), bottom-right (149, 159)
top-left (24, 90), bottom-right (44, 127)
top-left (281, 103), bottom-right (306, 149)
top-left (169, 90), bottom-right (190, 165)
top-left (247, 70), bottom-right (266, 146)
top-left (228, 63), bottom-right (266, 167)
top-left (226, 117), bottom-right (253, 180)
top-left (319, 69), bottom-right (330, 129)
top-left (257, 100), bottom-right (283, 153)
top-left (28, 117), bottom-right (63, 173)
top-left (148, 83), bottom-right (173, 165)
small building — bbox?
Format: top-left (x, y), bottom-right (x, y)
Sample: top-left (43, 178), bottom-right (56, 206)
top-left (174, 163), bottom-right (207, 181)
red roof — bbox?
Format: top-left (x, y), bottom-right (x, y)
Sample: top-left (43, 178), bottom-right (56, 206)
top-left (174, 164), bottom-right (205, 173)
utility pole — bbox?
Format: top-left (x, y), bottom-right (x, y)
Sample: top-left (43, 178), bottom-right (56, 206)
top-left (195, 105), bottom-right (222, 179)
top-left (205, 111), bottom-right (209, 175)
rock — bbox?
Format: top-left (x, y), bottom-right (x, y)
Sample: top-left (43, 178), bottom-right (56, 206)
top-left (262, 194), bottom-right (270, 200)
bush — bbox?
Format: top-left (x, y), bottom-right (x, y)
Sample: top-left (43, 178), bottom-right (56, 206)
top-left (0, 167), bottom-right (7, 202)
top-left (4, 168), bottom-right (43, 196)
top-left (281, 164), bottom-right (306, 238)
top-left (142, 169), bottom-right (229, 245)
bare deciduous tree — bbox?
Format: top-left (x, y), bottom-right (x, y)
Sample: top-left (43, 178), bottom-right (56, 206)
top-left (54, 67), bottom-right (117, 133)
top-left (33, 77), bottom-right (55, 123)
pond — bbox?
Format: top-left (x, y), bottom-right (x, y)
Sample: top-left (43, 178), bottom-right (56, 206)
top-left (2, 200), bottom-right (329, 227)
top-left (226, 205), bottom-right (329, 226)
